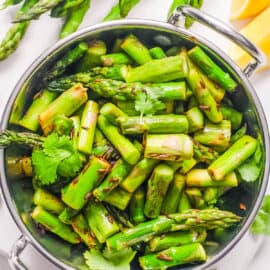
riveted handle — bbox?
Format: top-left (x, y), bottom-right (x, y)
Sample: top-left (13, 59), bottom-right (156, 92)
top-left (8, 235), bottom-right (28, 270)
top-left (168, 5), bottom-right (266, 77)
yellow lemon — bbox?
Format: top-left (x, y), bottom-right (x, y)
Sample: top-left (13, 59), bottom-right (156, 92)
top-left (228, 6), bottom-right (270, 71)
top-left (230, 0), bottom-right (270, 20)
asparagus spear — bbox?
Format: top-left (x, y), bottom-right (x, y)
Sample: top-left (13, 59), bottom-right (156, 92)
top-left (147, 230), bottom-right (207, 253)
top-left (53, 115), bottom-right (74, 136)
top-left (119, 0), bottom-right (140, 17)
top-left (180, 158), bottom-right (197, 174)
top-left (186, 169), bottom-right (238, 187)
top-left (111, 38), bottom-right (123, 53)
top-left (101, 53), bottom-right (132, 66)
top-left (161, 174), bottom-right (186, 214)
top-left (121, 34), bottom-right (152, 65)
top-left (144, 164), bottom-right (174, 218)
top-left (50, 0), bottom-right (85, 17)
top-left (149, 47), bottom-right (166, 59)
top-left (98, 115), bottom-right (141, 165)
top-left (33, 189), bottom-right (65, 214)
top-left (39, 83), bottom-right (88, 135)
top-left (61, 156), bottom-right (111, 210)
top-left (100, 103), bottom-right (127, 125)
top-left (117, 114), bottom-right (189, 134)
top-left (0, 0), bottom-right (22, 10)
top-left (93, 158), bottom-right (132, 201)
top-left (125, 55), bottom-right (188, 83)
top-left (85, 202), bottom-right (119, 243)
top-left (32, 206), bottom-right (80, 244)
top-left (59, 207), bottom-right (79, 224)
top-left (106, 209), bottom-right (241, 251)
top-left (120, 158), bottom-right (159, 193)
top-left (139, 243), bottom-right (207, 269)
top-left (6, 156), bottom-right (33, 178)
top-left (115, 100), bottom-right (139, 116)
top-left (221, 105), bottom-right (243, 130)
top-left (186, 107), bottom-right (204, 132)
top-left (188, 46), bottom-right (237, 92)
top-left (144, 134), bottom-right (193, 161)
top-left (208, 135), bottom-right (258, 181)
top-left (77, 101), bottom-right (99, 155)
top-left (178, 192), bottom-right (192, 213)
top-left (129, 187), bottom-right (146, 224)
top-left (193, 140), bottom-right (219, 164)
top-left (60, 0), bottom-right (91, 39)
top-left (203, 187), bottom-right (227, 205)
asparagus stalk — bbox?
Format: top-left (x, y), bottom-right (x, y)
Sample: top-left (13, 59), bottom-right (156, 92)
top-left (7, 156), bottom-right (33, 178)
top-left (106, 209), bottom-right (241, 251)
top-left (33, 189), bottom-right (65, 214)
top-left (121, 34), bottom-right (152, 65)
top-left (77, 101), bottom-right (99, 155)
top-left (19, 90), bottom-right (57, 131)
top-left (50, 0), bottom-right (85, 17)
top-left (0, 0), bottom-right (23, 10)
top-left (149, 47), bottom-right (166, 59)
top-left (144, 134), bottom-right (193, 161)
top-left (59, 0), bottom-right (91, 39)
top-left (98, 115), bottom-right (141, 165)
top-left (117, 114), bottom-right (189, 134)
top-left (125, 55), bottom-right (188, 83)
top-left (193, 140), bottom-right (219, 164)
top-left (85, 202), bottom-right (119, 243)
top-left (71, 214), bottom-right (99, 248)
top-left (61, 156), bottom-right (111, 210)
top-left (129, 187), bottom-right (146, 224)
top-left (178, 192), bottom-right (192, 213)
top-left (188, 46), bottom-right (237, 92)
top-left (203, 187), bottom-right (227, 204)
top-left (111, 38), bottom-right (123, 53)
top-left (101, 53), bottom-right (132, 66)
top-left (221, 105), bottom-right (243, 130)
top-left (115, 100), bottom-right (139, 116)
top-left (144, 164), bottom-right (174, 218)
top-left (208, 135), bottom-right (258, 181)
top-left (147, 230), bottom-right (207, 253)
top-left (186, 169), bottom-right (238, 187)
top-left (120, 158), bottom-right (159, 193)
top-left (186, 107), bottom-right (204, 132)
top-left (100, 103), bottom-right (127, 125)
top-left (32, 206), bottom-right (80, 244)
top-left (93, 158), bottom-right (132, 201)
top-left (139, 243), bottom-right (207, 269)
top-left (180, 158), bottom-right (197, 174)
top-left (59, 207), bottom-right (79, 224)
top-left (161, 174), bottom-right (186, 214)
top-left (39, 83), bottom-right (88, 135)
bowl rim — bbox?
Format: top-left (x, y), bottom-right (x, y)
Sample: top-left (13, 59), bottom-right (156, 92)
top-left (0, 18), bottom-right (269, 270)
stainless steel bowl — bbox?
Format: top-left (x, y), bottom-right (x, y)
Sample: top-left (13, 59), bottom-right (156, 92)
top-left (0, 6), bottom-right (269, 270)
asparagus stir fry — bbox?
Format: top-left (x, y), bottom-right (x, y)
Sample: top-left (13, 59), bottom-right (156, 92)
top-left (0, 0), bottom-right (204, 60)
top-left (1, 35), bottom-right (264, 270)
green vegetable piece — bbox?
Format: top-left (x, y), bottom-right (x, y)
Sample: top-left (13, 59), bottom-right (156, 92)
top-left (101, 53), bottom-right (132, 66)
top-left (103, 3), bottom-right (122, 21)
top-left (221, 105), bottom-right (243, 130)
top-left (53, 115), bottom-right (74, 136)
top-left (129, 187), bottom-right (146, 224)
top-left (59, 207), bottom-right (79, 224)
top-left (149, 47), bottom-right (166, 59)
top-left (100, 103), bottom-right (127, 125)
top-left (178, 192), bottom-right (192, 213)
top-left (119, 0), bottom-right (140, 17)
top-left (185, 107), bottom-right (204, 132)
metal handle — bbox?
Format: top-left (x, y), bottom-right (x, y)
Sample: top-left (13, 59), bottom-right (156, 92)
top-left (8, 235), bottom-right (28, 270)
top-left (168, 5), bottom-right (266, 77)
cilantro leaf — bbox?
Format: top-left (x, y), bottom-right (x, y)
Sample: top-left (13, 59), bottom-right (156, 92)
top-left (57, 152), bottom-right (82, 178)
top-left (251, 195), bottom-right (270, 235)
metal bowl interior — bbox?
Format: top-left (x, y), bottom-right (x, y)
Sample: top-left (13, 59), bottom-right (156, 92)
top-left (0, 19), bottom-right (269, 270)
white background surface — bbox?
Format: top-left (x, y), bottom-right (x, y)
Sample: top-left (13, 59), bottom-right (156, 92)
top-left (0, 0), bottom-right (270, 269)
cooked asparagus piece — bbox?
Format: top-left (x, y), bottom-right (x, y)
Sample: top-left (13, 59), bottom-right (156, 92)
top-left (85, 202), bottom-right (119, 243)
top-left (32, 206), bottom-right (80, 244)
top-left (221, 105), bottom-right (243, 130)
top-left (106, 208), bottom-right (241, 251)
top-left (180, 158), bottom-right (197, 174)
top-left (121, 34), bottom-right (152, 64)
top-left (39, 84), bottom-right (88, 135)
top-left (194, 120), bottom-right (231, 151)
top-left (53, 115), bottom-right (74, 136)
top-left (129, 187), bottom-right (146, 224)
top-left (77, 101), bottom-right (99, 155)
top-left (203, 187), bottom-right (227, 204)
top-left (139, 243), bottom-right (207, 269)
top-left (115, 100), bottom-right (139, 116)
top-left (144, 134), bottom-right (193, 161)
top-left (147, 230), bottom-right (207, 252)
top-left (121, 158), bottom-right (159, 193)
top-left (188, 46), bottom-right (237, 92)
top-left (7, 156), bottom-right (33, 178)
top-left (61, 156), bottom-right (111, 210)
top-left (149, 47), bottom-right (166, 59)
top-left (98, 115), bottom-right (140, 165)
top-left (144, 164), bottom-right (174, 218)
top-left (118, 114), bottom-right (189, 134)
top-left (19, 90), bottom-right (57, 131)
top-left (71, 214), bottom-right (99, 248)
top-left (178, 192), bottom-right (192, 213)
top-left (125, 55), bottom-right (188, 83)
top-left (186, 169), bottom-right (238, 187)
top-left (93, 158), bottom-right (132, 201)
top-left (193, 141), bottom-right (219, 164)
top-left (186, 107), bottom-right (204, 132)
top-left (59, 207), bottom-right (79, 224)
top-left (59, 0), bottom-right (91, 39)
top-left (76, 40), bottom-right (107, 71)
top-left (103, 187), bottom-right (133, 211)
top-left (100, 103), bottom-right (127, 125)
top-left (208, 135), bottom-right (258, 181)
top-left (33, 189), bottom-right (65, 214)
top-left (101, 53), bottom-right (132, 66)
top-left (161, 174), bottom-right (186, 214)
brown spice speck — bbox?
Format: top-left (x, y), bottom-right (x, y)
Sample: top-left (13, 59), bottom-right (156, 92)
top-left (157, 253), bottom-right (173, 261)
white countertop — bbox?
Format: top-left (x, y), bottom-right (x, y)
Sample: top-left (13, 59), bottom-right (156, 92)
top-left (0, 0), bottom-right (269, 269)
